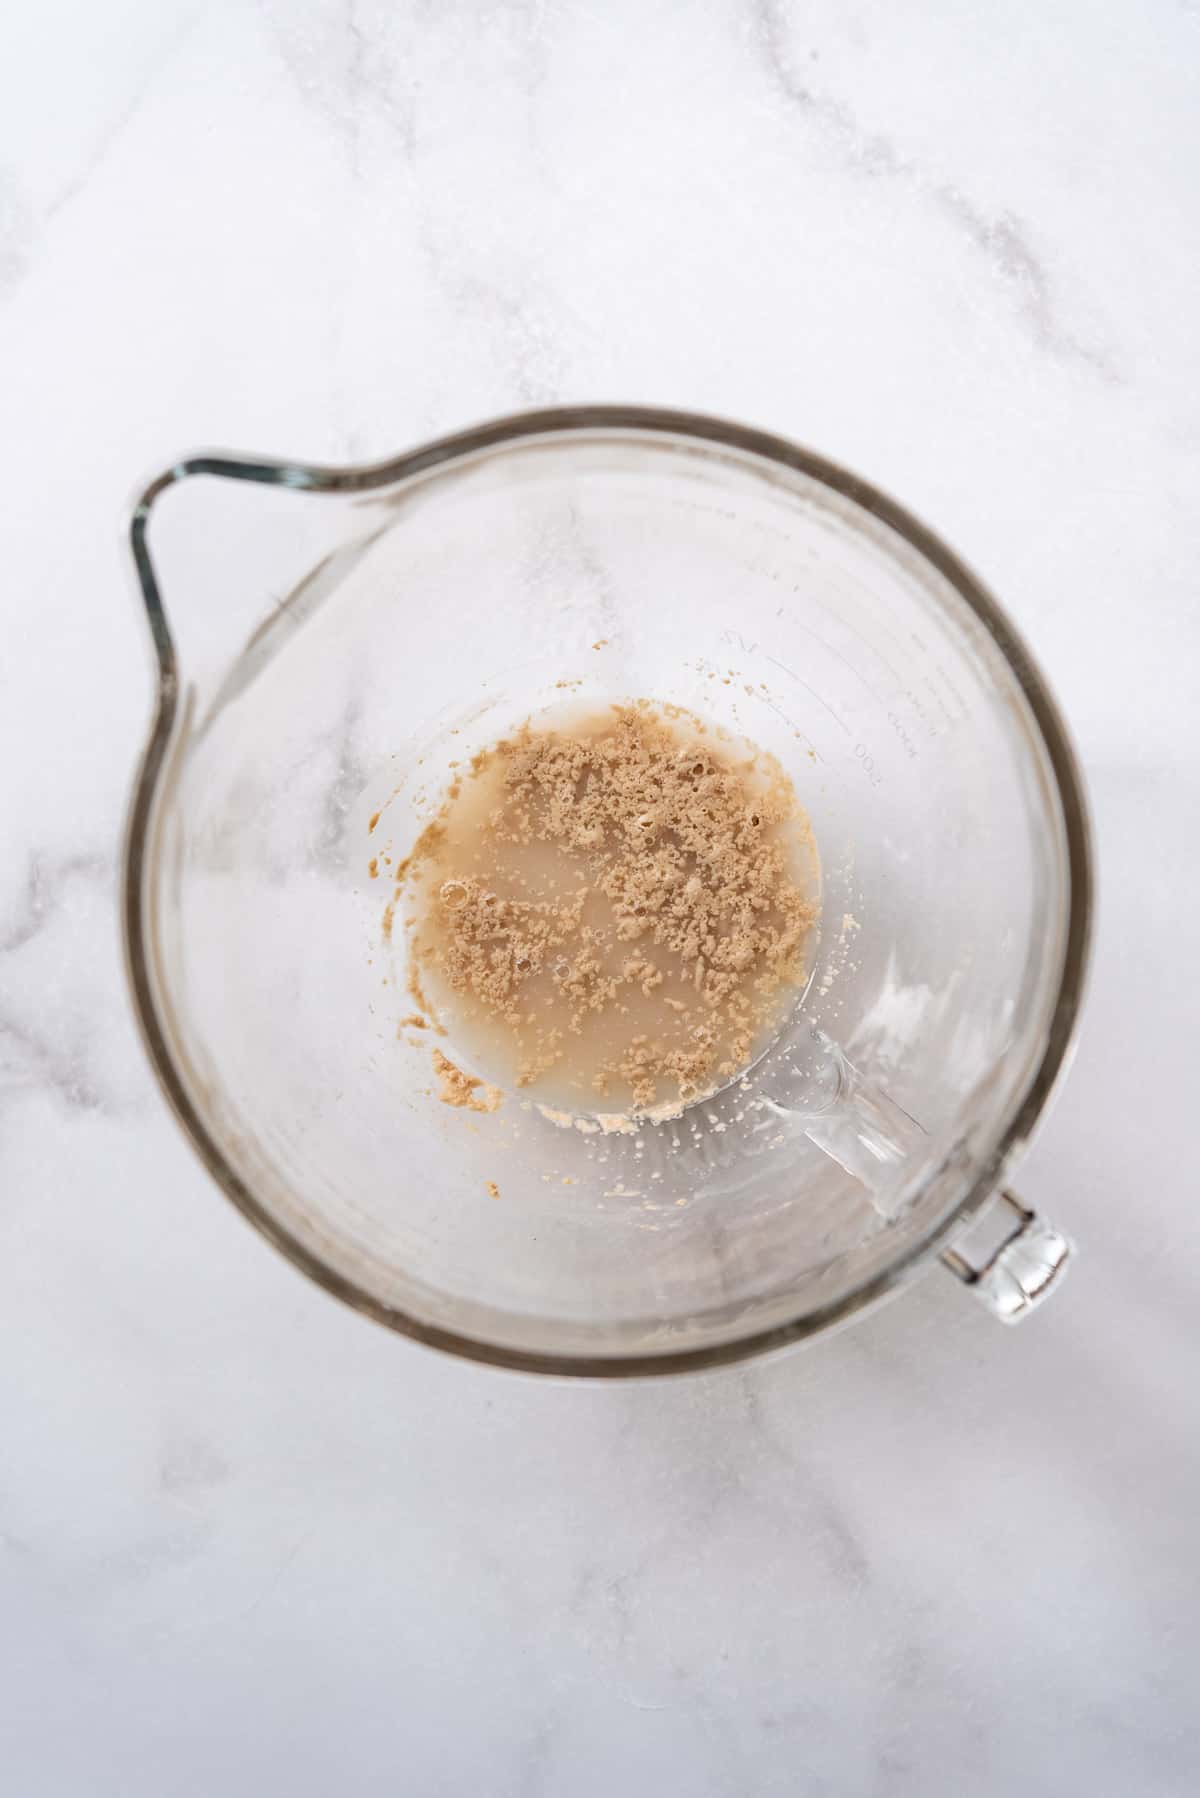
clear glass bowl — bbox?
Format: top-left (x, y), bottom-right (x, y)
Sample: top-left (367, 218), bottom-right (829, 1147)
top-left (124, 408), bottom-right (1092, 1373)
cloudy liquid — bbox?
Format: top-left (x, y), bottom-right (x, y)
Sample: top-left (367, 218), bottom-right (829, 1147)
top-left (399, 703), bottom-right (819, 1119)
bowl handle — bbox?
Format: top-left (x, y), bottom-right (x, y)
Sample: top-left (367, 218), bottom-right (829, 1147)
top-left (757, 1033), bottom-right (1073, 1323)
top-left (940, 1190), bottom-right (1073, 1322)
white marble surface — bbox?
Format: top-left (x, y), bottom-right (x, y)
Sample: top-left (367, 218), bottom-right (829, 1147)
top-left (3, 3), bottom-right (1200, 1791)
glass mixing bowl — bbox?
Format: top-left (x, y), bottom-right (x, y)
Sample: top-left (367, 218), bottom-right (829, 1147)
top-left (124, 407), bottom-right (1092, 1373)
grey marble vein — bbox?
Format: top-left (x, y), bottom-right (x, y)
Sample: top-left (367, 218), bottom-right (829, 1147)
top-left (0, 1007), bottom-right (105, 1113)
top-left (0, 851), bottom-right (109, 956)
top-left (0, 166), bottom-right (33, 298)
top-left (751, 0), bottom-right (1120, 380)
top-left (262, 0), bottom-right (418, 172)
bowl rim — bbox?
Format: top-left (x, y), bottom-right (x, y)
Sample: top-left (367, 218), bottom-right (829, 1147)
top-left (123, 403), bottom-right (1094, 1376)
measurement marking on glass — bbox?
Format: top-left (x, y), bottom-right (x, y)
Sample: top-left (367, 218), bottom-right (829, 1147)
top-left (759, 654), bottom-right (852, 735)
top-left (854, 742), bottom-right (883, 787)
top-left (785, 578), bottom-right (911, 686)
top-left (758, 690), bottom-right (824, 763)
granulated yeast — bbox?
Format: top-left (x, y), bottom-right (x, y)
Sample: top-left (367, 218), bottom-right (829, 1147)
top-left (399, 703), bottom-right (817, 1118)
top-left (431, 1048), bottom-right (502, 1113)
